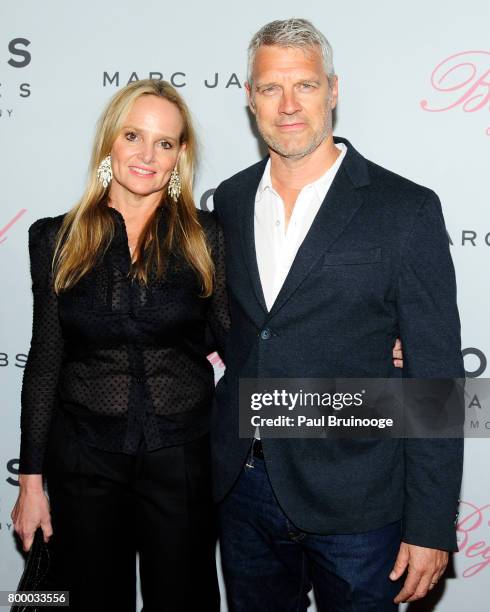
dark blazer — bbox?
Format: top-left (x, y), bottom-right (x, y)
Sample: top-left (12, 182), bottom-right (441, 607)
top-left (212, 136), bottom-right (464, 552)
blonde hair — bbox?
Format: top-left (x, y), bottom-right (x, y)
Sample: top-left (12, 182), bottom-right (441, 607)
top-left (53, 79), bottom-right (214, 296)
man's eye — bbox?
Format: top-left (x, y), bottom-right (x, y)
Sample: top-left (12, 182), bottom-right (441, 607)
top-left (261, 86), bottom-right (277, 94)
top-left (300, 83), bottom-right (314, 90)
top-left (125, 131), bottom-right (137, 141)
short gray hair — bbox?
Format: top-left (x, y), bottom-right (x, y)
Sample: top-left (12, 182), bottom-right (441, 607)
top-left (247, 18), bottom-right (335, 84)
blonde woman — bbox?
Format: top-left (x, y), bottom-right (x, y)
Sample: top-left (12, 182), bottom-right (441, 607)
top-left (11, 80), bottom-right (228, 611)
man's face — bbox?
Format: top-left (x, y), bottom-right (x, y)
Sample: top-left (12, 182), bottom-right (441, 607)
top-left (246, 44), bottom-right (338, 160)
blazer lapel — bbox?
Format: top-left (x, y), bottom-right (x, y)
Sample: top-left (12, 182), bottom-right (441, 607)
top-left (268, 149), bottom-right (367, 319)
top-left (237, 160), bottom-right (268, 314)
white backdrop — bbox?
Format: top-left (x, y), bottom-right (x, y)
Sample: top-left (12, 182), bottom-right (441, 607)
top-left (1, 1), bottom-right (489, 610)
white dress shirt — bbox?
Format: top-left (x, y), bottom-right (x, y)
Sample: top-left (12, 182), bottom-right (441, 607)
top-left (255, 143), bottom-right (347, 311)
top-left (253, 143), bottom-right (347, 440)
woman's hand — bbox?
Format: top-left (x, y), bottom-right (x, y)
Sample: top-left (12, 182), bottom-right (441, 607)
top-left (393, 338), bottom-right (403, 368)
top-left (11, 474), bottom-right (53, 552)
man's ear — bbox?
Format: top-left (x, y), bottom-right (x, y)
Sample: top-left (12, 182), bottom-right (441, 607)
top-left (329, 75), bottom-right (339, 110)
top-left (245, 81), bottom-right (256, 114)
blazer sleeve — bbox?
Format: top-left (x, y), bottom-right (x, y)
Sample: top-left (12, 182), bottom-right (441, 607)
top-left (396, 190), bottom-right (464, 551)
top-left (20, 219), bottom-right (65, 474)
top-left (212, 183), bottom-right (226, 224)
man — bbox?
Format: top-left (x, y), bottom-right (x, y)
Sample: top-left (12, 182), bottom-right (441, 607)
top-left (212, 18), bottom-right (463, 611)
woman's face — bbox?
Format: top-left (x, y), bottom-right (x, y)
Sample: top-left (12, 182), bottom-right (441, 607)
top-left (109, 94), bottom-right (185, 199)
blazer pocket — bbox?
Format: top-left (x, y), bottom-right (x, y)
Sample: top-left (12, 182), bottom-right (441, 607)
top-left (323, 247), bottom-right (382, 266)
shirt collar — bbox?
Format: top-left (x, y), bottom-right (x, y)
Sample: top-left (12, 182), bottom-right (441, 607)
top-left (256, 159), bottom-right (274, 203)
top-left (256, 142), bottom-right (347, 204)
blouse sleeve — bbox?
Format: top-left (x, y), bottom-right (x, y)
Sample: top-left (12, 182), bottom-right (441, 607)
top-left (20, 218), bottom-right (65, 474)
top-left (201, 211), bottom-right (230, 363)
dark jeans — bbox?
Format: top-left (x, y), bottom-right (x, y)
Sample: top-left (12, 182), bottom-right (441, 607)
top-left (219, 452), bottom-right (402, 612)
top-left (44, 411), bottom-right (219, 612)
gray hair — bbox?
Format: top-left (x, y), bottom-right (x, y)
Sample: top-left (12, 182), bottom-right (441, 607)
top-left (247, 18), bottom-right (335, 84)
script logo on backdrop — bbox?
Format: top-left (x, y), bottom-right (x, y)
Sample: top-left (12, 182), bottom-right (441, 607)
top-left (0, 38), bottom-right (32, 119)
top-left (102, 71), bottom-right (243, 89)
top-left (0, 209), bottom-right (27, 245)
top-left (457, 500), bottom-right (490, 577)
top-left (420, 50), bottom-right (490, 135)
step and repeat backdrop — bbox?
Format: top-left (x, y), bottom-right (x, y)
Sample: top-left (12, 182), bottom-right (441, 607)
top-left (1, 1), bottom-right (489, 610)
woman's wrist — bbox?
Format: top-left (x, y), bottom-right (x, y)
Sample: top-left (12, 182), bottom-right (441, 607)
top-left (18, 474), bottom-right (44, 492)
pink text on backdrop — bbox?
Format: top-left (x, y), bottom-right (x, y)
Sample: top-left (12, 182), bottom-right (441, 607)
top-left (207, 351), bottom-right (225, 369)
top-left (0, 209), bottom-right (27, 244)
top-left (457, 500), bottom-right (490, 577)
top-left (420, 50), bottom-right (490, 134)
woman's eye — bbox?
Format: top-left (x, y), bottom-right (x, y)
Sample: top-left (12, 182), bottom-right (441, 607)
top-left (125, 131), bottom-right (137, 142)
top-left (160, 141), bottom-right (172, 149)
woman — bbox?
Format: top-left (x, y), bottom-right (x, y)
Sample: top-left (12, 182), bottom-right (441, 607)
top-left (10, 79), bottom-right (228, 611)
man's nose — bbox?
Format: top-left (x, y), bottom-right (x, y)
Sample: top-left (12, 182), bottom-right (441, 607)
top-left (278, 89), bottom-right (302, 115)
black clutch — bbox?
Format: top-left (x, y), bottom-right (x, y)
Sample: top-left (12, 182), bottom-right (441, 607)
top-left (11, 528), bottom-right (51, 612)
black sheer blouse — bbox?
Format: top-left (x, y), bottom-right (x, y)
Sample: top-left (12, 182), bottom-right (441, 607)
top-left (20, 206), bottom-right (230, 474)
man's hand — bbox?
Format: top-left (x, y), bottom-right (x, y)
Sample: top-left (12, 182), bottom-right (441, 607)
top-left (392, 338), bottom-right (403, 368)
top-left (390, 542), bottom-right (448, 603)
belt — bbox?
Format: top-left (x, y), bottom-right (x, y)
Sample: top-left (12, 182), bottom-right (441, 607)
top-left (251, 439), bottom-right (264, 459)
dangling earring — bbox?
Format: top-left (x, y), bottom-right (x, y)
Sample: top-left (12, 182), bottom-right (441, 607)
top-left (97, 155), bottom-right (113, 188)
top-left (168, 167), bottom-right (181, 202)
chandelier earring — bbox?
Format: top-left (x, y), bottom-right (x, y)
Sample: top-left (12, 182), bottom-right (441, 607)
top-left (168, 167), bottom-right (181, 202)
top-left (97, 155), bottom-right (113, 188)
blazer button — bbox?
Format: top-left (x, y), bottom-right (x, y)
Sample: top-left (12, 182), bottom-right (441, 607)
top-left (260, 328), bottom-right (272, 340)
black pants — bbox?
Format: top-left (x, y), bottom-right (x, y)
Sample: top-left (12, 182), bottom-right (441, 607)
top-left (44, 413), bottom-right (220, 612)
